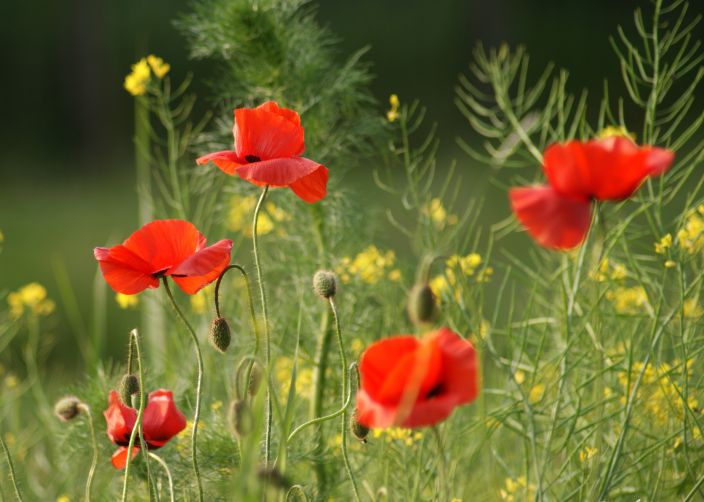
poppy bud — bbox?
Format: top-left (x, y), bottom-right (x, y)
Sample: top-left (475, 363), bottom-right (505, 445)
top-left (247, 361), bottom-right (263, 398)
top-left (209, 317), bottom-right (232, 353)
top-left (54, 395), bottom-right (83, 421)
top-left (119, 374), bottom-right (140, 405)
top-left (407, 283), bottom-right (437, 325)
top-left (257, 465), bottom-right (291, 491)
top-left (350, 410), bottom-right (369, 442)
top-left (313, 270), bottom-right (336, 299)
top-left (228, 399), bottom-right (252, 437)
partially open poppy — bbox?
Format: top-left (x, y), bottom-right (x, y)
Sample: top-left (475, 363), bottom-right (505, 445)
top-left (197, 101), bottom-right (329, 203)
top-left (94, 219), bottom-right (233, 295)
top-left (510, 136), bottom-right (674, 249)
top-left (104, 389), bottom-right (186, 469)
top-left (355, 327), bottom-right (479, 428)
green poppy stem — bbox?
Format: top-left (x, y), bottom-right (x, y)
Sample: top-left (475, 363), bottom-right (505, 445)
top-left (0, 434), bottom-right (23, 501)
top-left (78, 404), bottom-right (98, 502)
top-left (148, 452), bottom-right (175, 502)
top-left (162, 279), bottom-right (204, 501)
top-left (252, 185), bottom-right (273, 465)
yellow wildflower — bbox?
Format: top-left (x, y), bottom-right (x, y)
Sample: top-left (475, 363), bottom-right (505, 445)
top-left (350, 338), bottom-right (365, 356)
top-left (210, 400), bottom-right (223, 412)
top-left (388, 268), bottom-right (402, 282)
top-left (683, 298), bottom-right (704, 318)
top-left (591, 258), bottom-right (627, 282)
top-left (227, 195), bottom-right (287, 237)
top-left (115, 293), bottom-right (139, 310)
top-left (4, 374), bottom-right (18, 389)
top-left (655, 233), bottom-right (672, 254)
top-left (274, 357), bottom-right (314, 400)
top-left (429, 274), bottom-right (450, 299)
top-left (336, 246), bottom-right (396, 284)
top-left (665, 260), bottom-right (676, 268)
top-left (421, 198), bottom-right (458, 229)
top-left (579, 447), bottom-right (598, 462)
top-left (606, 286), bottom-right (649, 314)
top-left (8, 283), bottom-right (55, 319)
top-left (677, 209), bottom-right (704, 254)
top-left (147, 55), bottom-right (170, 78)
top-left (514, 370), bottom-right (526, 385)
top-left (528, 383), bottom-right (545, 403)
top-left (176, 420), bottom-right (205, 454)
top-left (123, 58), bottom-right (151, 96)
top-left (499, 476), bottom-right (536, 502)
top-left (386, 94), bottom-right (400, 122)
top-left (476, 266), bottom-right (494, 283)
top-left (56, 496), bottom-right (70, 502)
top-left (597, 125), bottom-right (636, 141)
top-left (371, 427), bottom-right (423, 446)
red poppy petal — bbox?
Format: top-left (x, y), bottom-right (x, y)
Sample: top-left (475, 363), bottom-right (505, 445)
top-left (433, 328), bottom-right (479, 405)
top-left (289, 163), bottom-right (329, 203)
top-left (234, 157), bottom-right (323, 188)
top-left (360, 336), bottom-right (419, 402)
top-left (170, 239), bottom-right (233, 294)
top-left (543, 141), bottom-right (593, 199)
top-left (123, 220), bottom-right (206, 273)
top-left (643, 146), bottom-right (675, 175)
top-left (111, 446), bottom-right (140, 469)
top-left (104, 390), bottom-right (137, 445)
top-left (142, 389), bottom-right (187, 448)
top-left (510, 186), bottom-right (593, 250)
top-left (234, 101), bottom-right (305, 160)
top-left (94, 246), bottom-right (159, 294)
top-left (196, 150), bottom-right (243, 175)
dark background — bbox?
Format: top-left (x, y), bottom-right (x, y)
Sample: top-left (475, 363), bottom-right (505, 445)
top-left (0, 0), bottom-right (695, 369)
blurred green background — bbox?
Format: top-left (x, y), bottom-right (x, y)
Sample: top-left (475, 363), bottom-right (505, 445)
top-left (1, 0), bottom-right (695, 373)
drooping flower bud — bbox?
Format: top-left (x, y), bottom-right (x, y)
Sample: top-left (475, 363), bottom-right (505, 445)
top-left (209, 317), bottom-right (232, 353)
top-left (54, 395), bottom-right (83, 421)
top-left (257, 465), bottom-right (291, 491)
top-left (407, 283), bottom-right (437, 325)
top-left (119, 374), bottom-right (140, 405)
top-left (247, 361), bottom-right (263, 398)
top-left (313, 270), bottom-right (337, 299)
top-left (350, 410), bottom-right (369, 442)
top-left (228, 399), bottom-right (252, 437)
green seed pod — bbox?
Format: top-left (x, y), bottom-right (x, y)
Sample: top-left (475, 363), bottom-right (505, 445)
top-left (54, 395), bottom-right (83, 422)
top-left (247, 361), bottom-right (263, 398)
top-left (312, 270), bottom-right (337, 299)
top-left (228, 399), bottom-right (252, 437)
top-left (209, 316), bottom-right (232, 353)
top-left (407, 283), bottom-right (437, 325)
top-left (257, 465), bottom-right (291, 491)
top-left (350, 411), bottom-right (369, 442)
top-left (119, 374), bottom-right (140, 405)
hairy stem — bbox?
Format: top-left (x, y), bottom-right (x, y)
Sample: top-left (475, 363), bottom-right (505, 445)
top-left (0, 435), bottom-right (23, 501)
top-left (78, 404), bottom-right (98, 502)
top-left (148, 452), bottom-right (175, 502)
top-left (162, 279), bottom-right (205, 501)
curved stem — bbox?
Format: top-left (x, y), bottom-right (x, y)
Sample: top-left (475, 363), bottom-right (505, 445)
top-left (162, 278), bottom-right (204, 502)
top-left (252, 186), bottom-right (273, 465)
top-left (329, 298), bottom-right (360, 502)
top-left (0, 435), bottom-right (23, 501)
top-left (122, 329), bottom-right (147, 502)
top-left (286, 363), bottom-right (356, 444)
top-left (148, 452), bottom-right (175, 502)
top-left (78, 404), bottom-right (98, 502)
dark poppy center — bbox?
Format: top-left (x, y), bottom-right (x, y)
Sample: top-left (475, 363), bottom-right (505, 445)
top-left (425, 383), bottom-right (444, 400)
top-left (245, 155), bottom-right (261, 163)
top-left (152, 268), bottom-right (170, 278)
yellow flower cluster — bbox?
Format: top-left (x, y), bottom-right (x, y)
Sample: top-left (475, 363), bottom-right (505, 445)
top-left (274, 356), bottom-right (314, 400)
top-left (596, 125), bottom-right (636, 141)
top-left (190, 284), bottom-right (214, 314)
top-left (421, 198), bottom-right (458, 229)
top-left (8, 283), bottom-right (55, 319)
top-left (371, 427), bottom-right (423, 446)
top-left (115, 293), bottom-right (139, 310)
top-left (590, 258), bottom-right (627, 282)
top-left (386, 94), bottom-right (400, 122)
top-left (683, 298), bottom-right (704, 318)
top-left (228, 195), bottom-right (290, 237)
top-left (676, 205), bottom-right (704, 254)
top-left (499, 476), bottom-right (536, 502)
top-left (123, 55), bottom-right (170, 96)
top-left (606, 286), bottom-right (649, 314)
top-left (336, 245), bottom-right (400, 285)
top-left (579, 446), bottom-right (598, 463)
top-left (619, 360), bottom-right (698, 427)
top-left (430, 253), bottom-right (492, 301)
top-left (176, 420), bottom-right (204, 454)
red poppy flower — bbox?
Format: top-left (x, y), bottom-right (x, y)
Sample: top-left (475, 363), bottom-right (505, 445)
top-left (104, 389), bottom-right (187, 469)
top-left (196, 101), bottom-right (329, 203)
top-left (94, 219), bottom-right (233, 295)
top-left (355, 327), bottom-right (479, 428)
top-left (510, 136), bottom-right (674, 249)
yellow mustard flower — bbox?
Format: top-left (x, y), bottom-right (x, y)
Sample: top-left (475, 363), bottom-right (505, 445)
top-left (274, 356), bottom-right (314, 400)
top-left (8, 283), bottom-right (55, 319)
top-left (665, 260), bottom-right (677, 268)
top-left (115, 293), bottom-right (139, 310)
top-left (528, 383), bottom-right (545, 403)
top-left (683, 298), bottom-right (704, 318)
top-left (677, 207), bottom-right (704, 254)
top-left (336, 246), bottom-right (397, 285)
top-left (597, 125), bottom-right (636, 141)
top-left (591, 258), bottom-right (627, 282)
top-left (56, 496), bottom-right (70, 502)
top-left (421, 198), bottom-right (458, 229)
top-left (514, 370), bottom-right (526, 385)
top-left (606, 286), bottom-right (649, 314)
top-left (190, 284), bottom-right (213, 315)
top-left (371, 427), bottom-right (423, 447)
top-left (579, 447), bottom-right (598, 462)
top-left (655, 233), bottom-right (672, 254)
top-left (4, 374), bottom-right (18, 389)
top-left (386, 94), bottom-right (400, 122)
top-left (147, 55), bottom-right (170, 78)
top-left (387, 268), bottom-right (402, 282)
top-left (227, 195), bottom-right (288, 237)
top-left (210, 400), bottom-right (223, 412)
top-left (499, 476), bottom-right (536, 502)
top-left (123, 58), bottom-right (151, 96)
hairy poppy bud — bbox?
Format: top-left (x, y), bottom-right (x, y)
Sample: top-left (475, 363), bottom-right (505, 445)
top-left (350, 410), bottom-right (369, 442)
top-left (407, 283), bottom-right (437, 325)
top-left (257, 465), bottom-right (291, 491)
top-left (247, 361), bottom-right (263, 398)
top-left (54, 395), bottom-right (83, 421)
top-left (228, 399), bottom-right (252, 437)
top-left (209, 317), bottom-right (232, 353)
top-left (119, 374), bottom-right (140, 405)
top-left (313, 270), bottom-right (336, 299)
